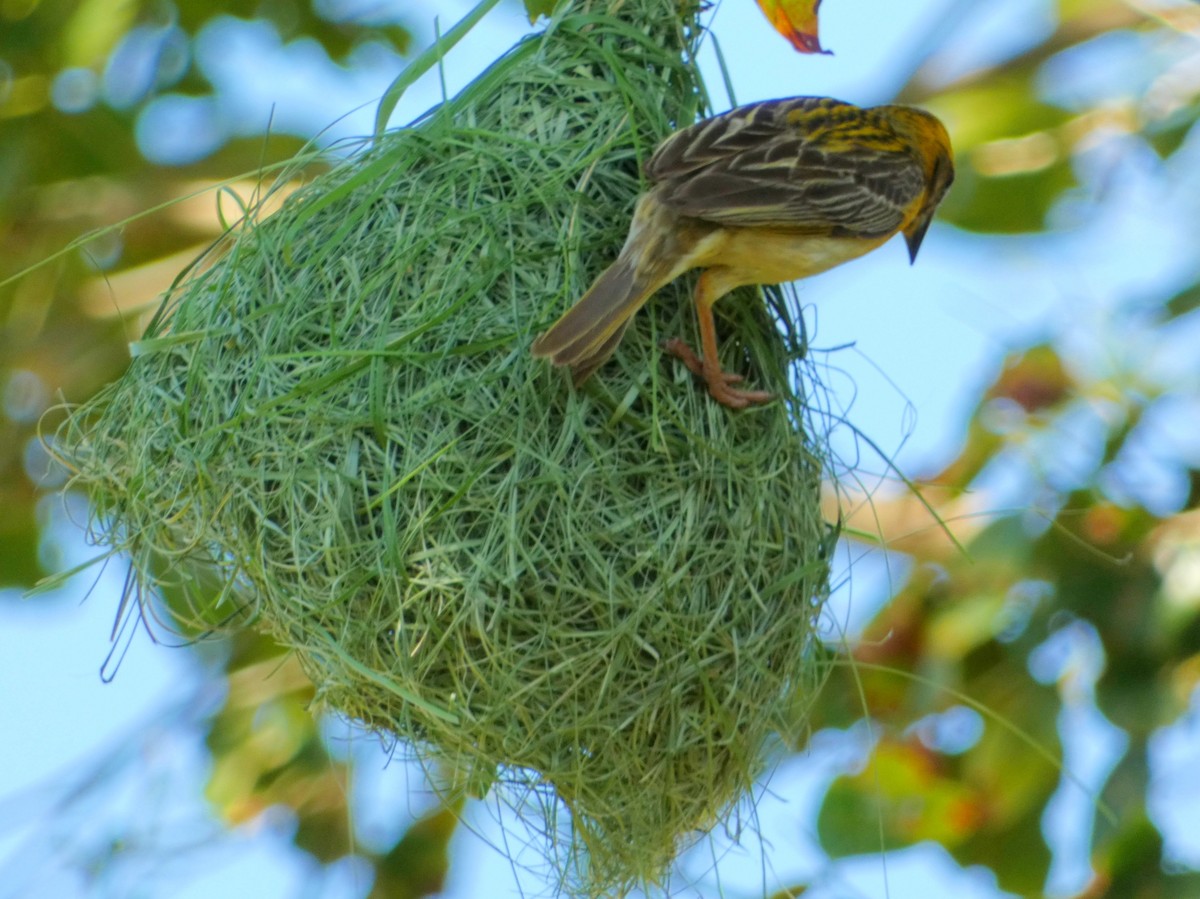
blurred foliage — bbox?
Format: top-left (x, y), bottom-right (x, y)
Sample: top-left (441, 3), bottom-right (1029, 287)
top-left (803, 3), bottom-right (1200, 890)
top-left (196, 628), bottom-right (460, 896)
top-left (6, 0), bottom-right (1200, 896)
top-left (0, 0), bottom-right (412, 589)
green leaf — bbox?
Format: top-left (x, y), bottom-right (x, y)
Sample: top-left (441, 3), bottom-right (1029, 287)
top-left (0, 506), bottom-right (41, 588)
top-left (524, 0), bottom-right (557, 22)
top-left (818, 740), bottom-right (986, 856)
top-left (1165, 283), bottom-right (1200, 320)
top-left (937, 157), bottom-right (1076, 234)
top-left (767, 888), bottom-right (807, 899)
top-left (373, 802), bottom-right (462, 899)
top-left (61, 0), bottom-right (139, 67)
top-left (934, 77), bottom-right (1074, 151)
top-left (1146, 112), bottom-right (1197, 160)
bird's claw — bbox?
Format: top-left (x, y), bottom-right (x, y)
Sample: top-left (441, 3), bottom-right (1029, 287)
top-left (661, 337), bottom-right (773, 410)
top-left (661, 337), bottom-right (704, 376)
top-left (708, 379), bottom-right (773, 409)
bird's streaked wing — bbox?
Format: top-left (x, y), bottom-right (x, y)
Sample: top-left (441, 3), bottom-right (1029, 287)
top-left (645, 97), bottom-right (926, 238)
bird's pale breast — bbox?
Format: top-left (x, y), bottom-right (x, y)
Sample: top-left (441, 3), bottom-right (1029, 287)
top-left (684, 226), bottom-right (891, 289)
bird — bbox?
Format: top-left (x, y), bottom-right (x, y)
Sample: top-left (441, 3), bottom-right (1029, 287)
top-left (531, 96), bottom-right (955, 409)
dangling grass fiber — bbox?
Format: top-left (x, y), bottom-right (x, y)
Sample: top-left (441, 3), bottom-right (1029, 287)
top-left (54, 0), bottom-right (833, 893)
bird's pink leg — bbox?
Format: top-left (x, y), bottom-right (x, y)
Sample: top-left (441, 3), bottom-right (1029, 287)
top-left (663, 269), bottom-right (772, 409)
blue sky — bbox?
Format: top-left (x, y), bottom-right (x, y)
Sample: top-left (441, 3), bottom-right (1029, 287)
top-left (5, 0), bottom-right (1200, 896)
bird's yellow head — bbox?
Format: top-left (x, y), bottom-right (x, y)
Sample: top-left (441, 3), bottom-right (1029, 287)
top-left (878, 105), bottom-right (955, 263)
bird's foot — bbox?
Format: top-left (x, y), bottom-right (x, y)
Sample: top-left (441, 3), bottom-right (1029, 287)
top-left (661, 337), bottom-right (706, 376)
top-left (661, 338), bottom-right (773, 410)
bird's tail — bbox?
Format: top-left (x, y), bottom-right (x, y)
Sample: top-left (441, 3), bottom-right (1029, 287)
top-left (531, 255), bottom-right (656, 386)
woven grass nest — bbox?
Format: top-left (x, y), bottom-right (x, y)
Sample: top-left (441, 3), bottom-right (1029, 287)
top-left (57, 0), bottom-right (834, 893)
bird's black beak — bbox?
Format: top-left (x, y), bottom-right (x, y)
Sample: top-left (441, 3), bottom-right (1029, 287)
top-left (905, 152), bottom-right (954, 263)
top-left (904, 213), bottom-right (932, 264)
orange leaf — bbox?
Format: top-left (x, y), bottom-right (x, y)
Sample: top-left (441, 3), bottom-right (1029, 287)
top-left (755, 0), bottom-right (832, 54)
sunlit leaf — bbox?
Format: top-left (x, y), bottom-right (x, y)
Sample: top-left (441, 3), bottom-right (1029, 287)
top-left (1145, 110), bottom-right (1197, 160)
top-left (1094, 812), bottom-right (1164, 894)
top-left (937, 157), bottom-right (1076, 233)
top-left (934, 77), bottom-right (1073, 151)
top-left (754, 0), bottom-right (830, 54)
top-left (818, 739), bottom-right (986, 856)
top-left (927, 75), bottom-right (1081, 234)
top-left (373, 801), bottom-right (462, 899)
top-left (1165, 283), bottom-right (1200, 319)
top-left (950, 689), bottom-right (1058, 894)
top-left (988, 345), bottom-right (1071, 413)
top-left (0, 503), bottom-right (41, 587)
top-left (61, 0), bottom-right (139, 67)
top-left (202, 641), bottom-right (359, 865)
top-left (524, 0), bottom-right (557, 22)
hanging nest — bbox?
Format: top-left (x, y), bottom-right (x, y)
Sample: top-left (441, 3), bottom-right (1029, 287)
top-left (54, 0), bottom-right (834, 894)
